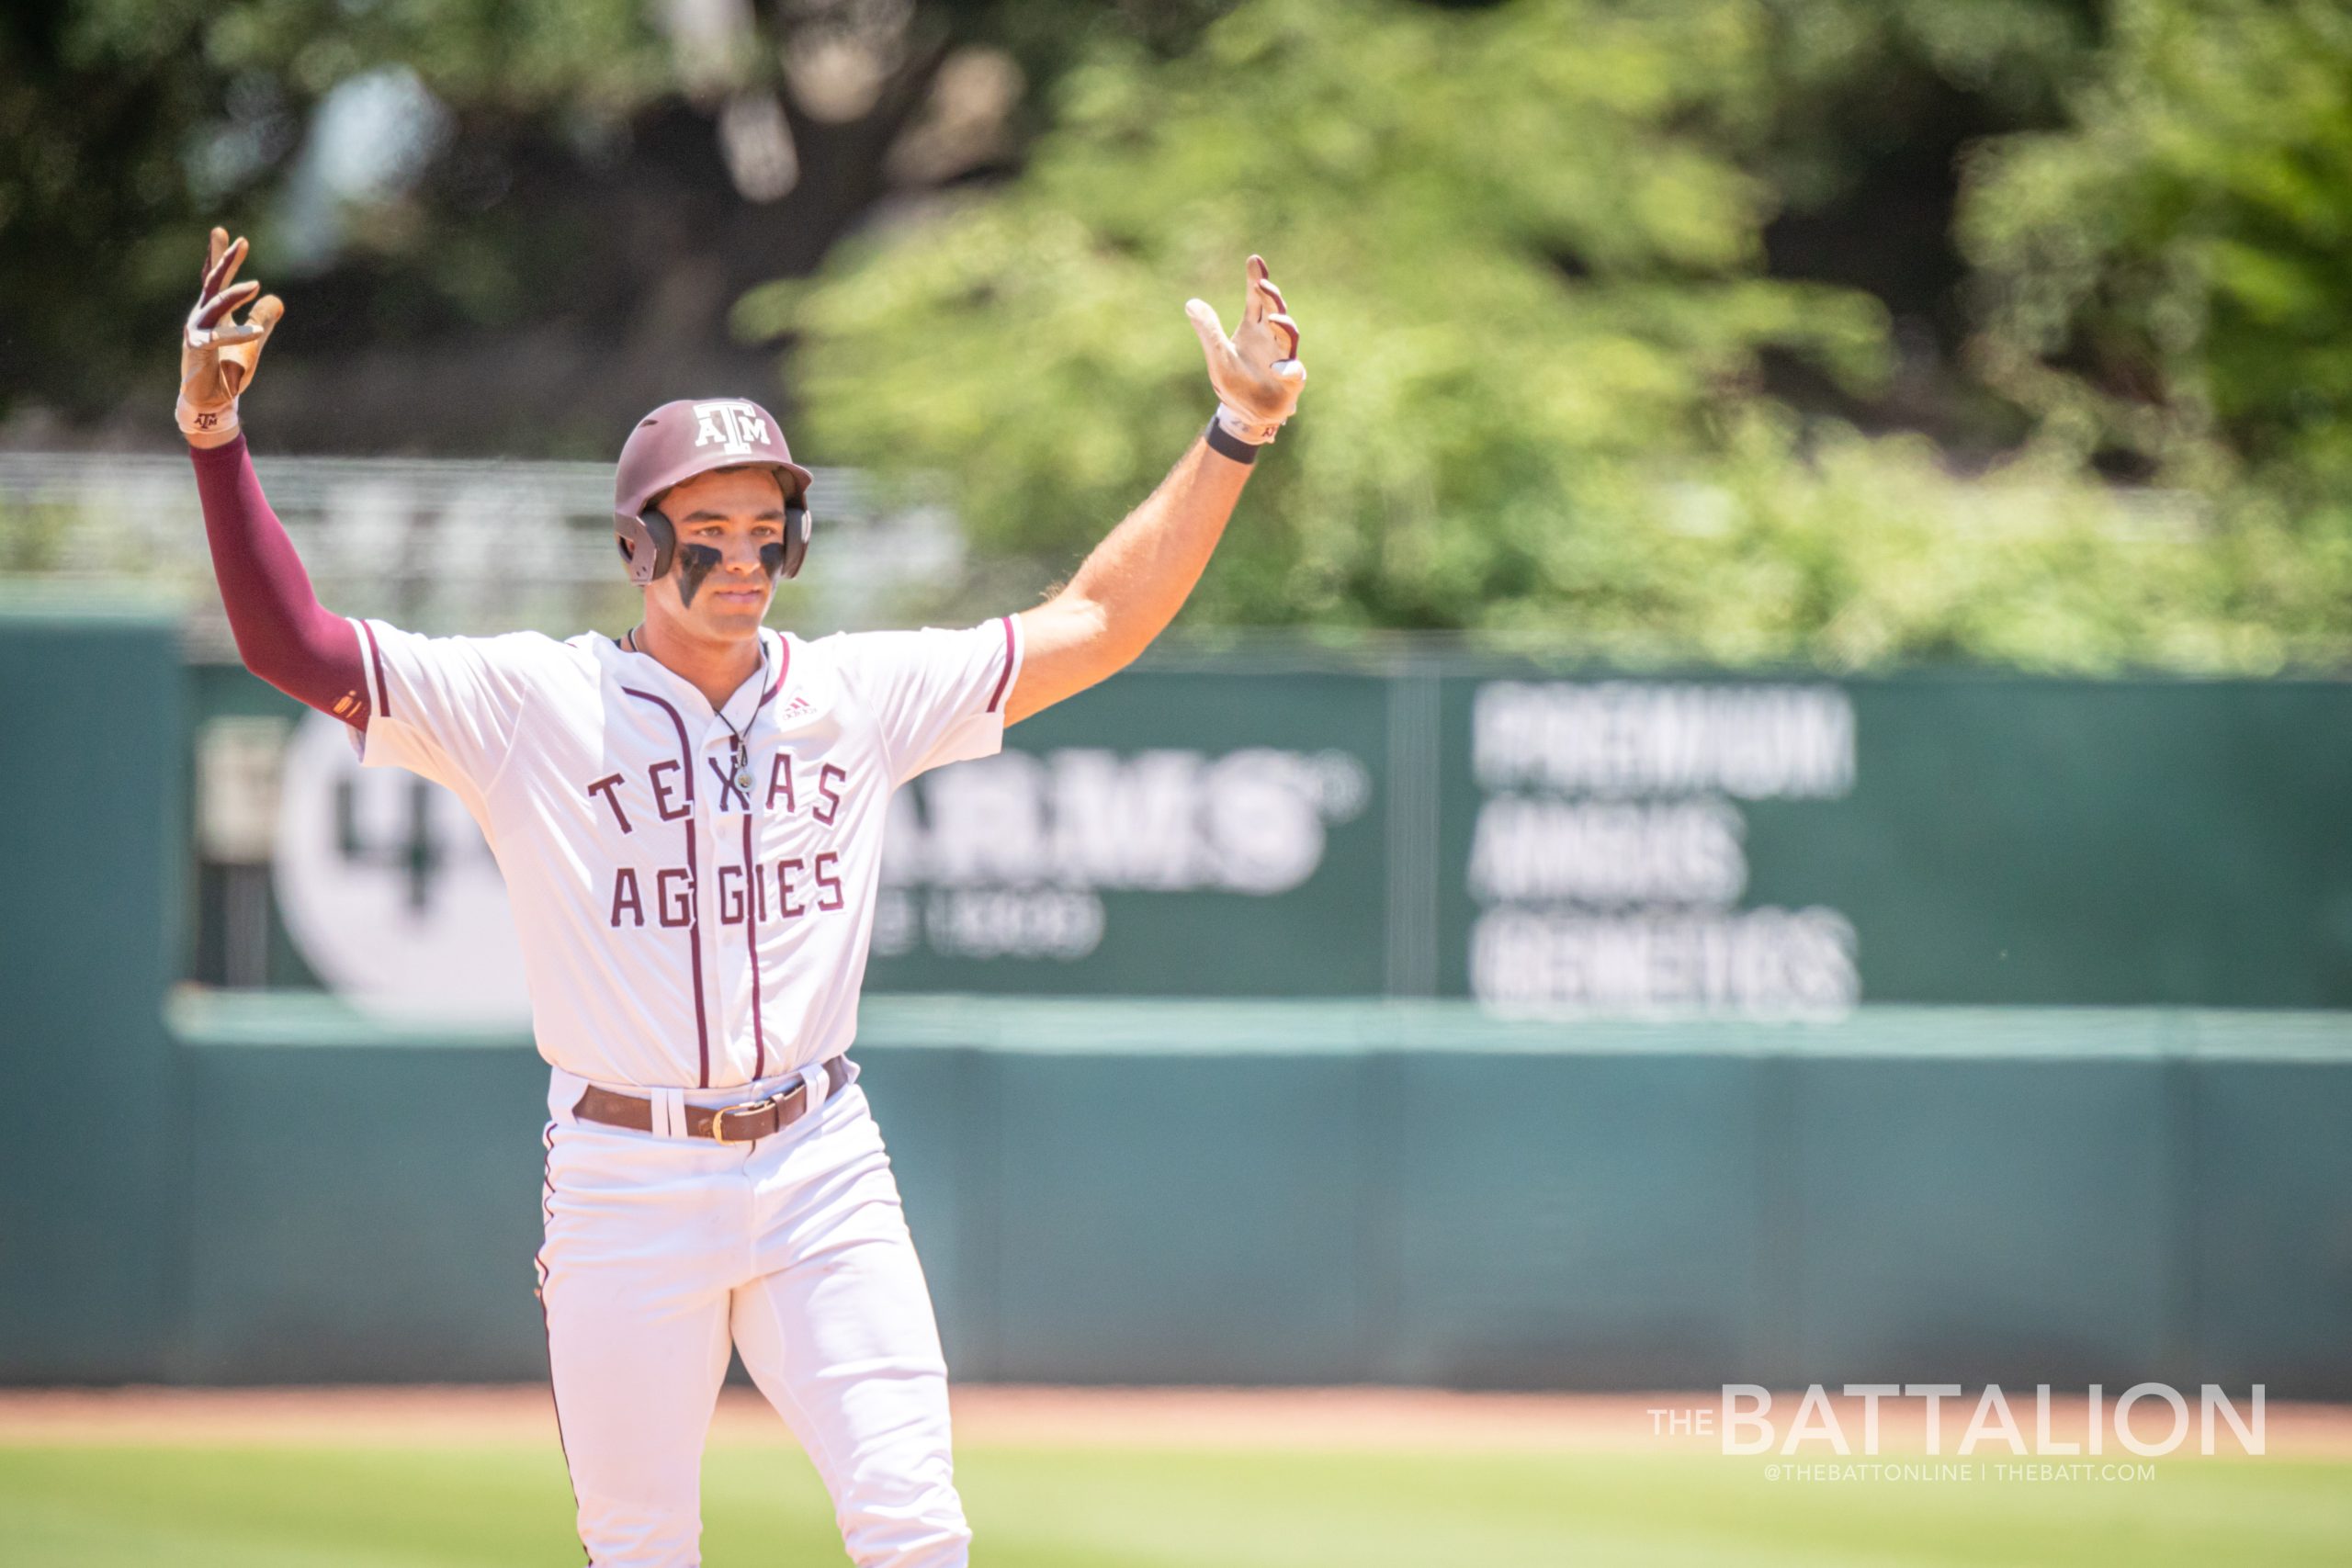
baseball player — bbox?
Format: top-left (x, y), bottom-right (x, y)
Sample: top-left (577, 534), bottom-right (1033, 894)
top-left (178, 226), bottom-right (1303, 1566)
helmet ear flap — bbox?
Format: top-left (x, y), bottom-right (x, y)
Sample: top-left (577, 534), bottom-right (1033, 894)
top-left (615, 507), bottom-right (676, 585)
top-left (777, 493), bottom-right (813, 580)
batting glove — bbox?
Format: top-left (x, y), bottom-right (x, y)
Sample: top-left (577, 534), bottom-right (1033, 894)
top-left (1187, 254), bottom-right (1306, 446)
top-left (179, 227), bottom-right (284, 446)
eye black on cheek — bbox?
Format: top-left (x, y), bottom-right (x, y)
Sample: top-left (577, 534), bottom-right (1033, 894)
top-left (674, 543), bottom-right (724, 605)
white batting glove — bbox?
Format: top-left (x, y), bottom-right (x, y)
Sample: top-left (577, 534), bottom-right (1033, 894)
top-left (178, 227), bottom-right (285, 446)
top-left (1186, 254), bottom-right (1306, 446)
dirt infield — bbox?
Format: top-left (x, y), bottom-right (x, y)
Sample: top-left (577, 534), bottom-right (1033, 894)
top-left (2, 1385), bottom-right (2346, 1456)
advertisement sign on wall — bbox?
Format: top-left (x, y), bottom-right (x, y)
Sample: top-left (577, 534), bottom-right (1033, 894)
top-left (1451, 680), bottom-right (1860, 1018)
top-left (273, 712), bottom-right (531, 1021)
top-left (228, 659), bottom-right (2352, 1019)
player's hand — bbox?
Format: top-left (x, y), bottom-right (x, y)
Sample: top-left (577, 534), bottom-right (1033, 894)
top-left (1186, 254), bottom-right (1306, 446)
top-left (179, 227), bottom-right (284, 447)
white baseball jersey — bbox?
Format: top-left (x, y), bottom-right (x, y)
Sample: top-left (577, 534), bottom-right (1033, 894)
top-left (347, 615), bottom-right (1022, 1088)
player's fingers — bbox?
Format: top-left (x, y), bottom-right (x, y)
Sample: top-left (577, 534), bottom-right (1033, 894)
top-left (1243, 254), bottom-right (1270, 326)
top-left (248, 294), bottom-right (285, 336)
top-left (1185, 298), bottom-right (1228, 358)
top-left (1263, 311), bottom-right (1301, 359)
top-left (201, 235), bottom-right (248, 299)
top-left (195, 279), bottom-right (261, 330)
top-left (206, 226), bottom-right (229, 278)
top-left (199, 242), bottom-right (247, 306)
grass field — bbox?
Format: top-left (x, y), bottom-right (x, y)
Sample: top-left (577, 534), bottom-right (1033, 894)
top-left (3, 1393), bottom-right (2347, 1566)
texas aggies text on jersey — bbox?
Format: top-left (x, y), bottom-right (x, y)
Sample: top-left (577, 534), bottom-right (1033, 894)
top-left (349, 615), bottom-right (1022, 1089)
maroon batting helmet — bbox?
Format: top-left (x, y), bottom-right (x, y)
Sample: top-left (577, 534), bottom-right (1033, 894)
top-left (613, 398), bottom-right (816, 585)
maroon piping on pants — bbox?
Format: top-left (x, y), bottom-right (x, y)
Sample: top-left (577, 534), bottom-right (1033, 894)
top-left (536, 1121), bottom-right (591, 1567)
top-left (621, 685), bottom-right (710, 1088)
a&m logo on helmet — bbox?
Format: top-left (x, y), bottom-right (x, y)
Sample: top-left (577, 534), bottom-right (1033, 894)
top-left (692, 400), bottom-right (775, 457)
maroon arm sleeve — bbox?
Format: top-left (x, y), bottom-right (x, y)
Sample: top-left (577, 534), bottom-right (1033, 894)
top-left (189, 434), bottom-right (373, 728)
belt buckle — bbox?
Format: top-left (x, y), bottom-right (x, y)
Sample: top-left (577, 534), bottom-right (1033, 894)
top-left (708, 1087), bottom-right (797, 1145)
top-left (708, 1092), bottom-right (776, 1145)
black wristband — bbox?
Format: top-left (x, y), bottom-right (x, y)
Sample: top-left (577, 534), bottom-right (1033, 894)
top-left (1204, 418), bottom-right (1261, 465)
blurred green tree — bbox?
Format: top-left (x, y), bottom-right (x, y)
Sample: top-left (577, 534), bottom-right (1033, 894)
top-left (753, 0), bottom-right (1896, 634)
top-left (17, 0), bottom-right (2352, 669)
top-left (756, 0), bottom-right (2348, 670)
top-left (1, 0), bottom-right (1228, 451)
top-left (1, 2), bottom-right (243, 431)
top-left (1961, 0), bottom-right (2352, 495)
top-left (0, 0), bottom-right (673, 437)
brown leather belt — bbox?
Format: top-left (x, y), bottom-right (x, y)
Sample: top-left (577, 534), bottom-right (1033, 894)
top-left (571, 1056), bottom-right (851, 1145)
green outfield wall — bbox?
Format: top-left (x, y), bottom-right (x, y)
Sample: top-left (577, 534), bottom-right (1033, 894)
top-left (71, 997), bottom-right (2352, 1395)
top-left (1, 617), bottom-right (2347, 1393)
top-left (0, 609), bottom-right (187, 1383)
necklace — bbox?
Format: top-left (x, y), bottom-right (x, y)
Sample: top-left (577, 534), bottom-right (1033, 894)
top-left (714, 640), bottom-right (770, 796)
top-left (625, 626), bottom-right (770, 797)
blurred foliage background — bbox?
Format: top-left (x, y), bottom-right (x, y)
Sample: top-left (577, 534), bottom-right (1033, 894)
top-left (7, 0), bottom-right (2351, 669)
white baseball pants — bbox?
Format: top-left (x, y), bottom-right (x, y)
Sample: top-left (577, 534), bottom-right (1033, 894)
top-left (537, 1065), bottom-right (968, 1567)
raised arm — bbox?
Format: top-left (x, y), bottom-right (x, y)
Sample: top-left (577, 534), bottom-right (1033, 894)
top-left (1004, 256), bottom-right (1306, 725)
top-left (180, 229), bottom-right (372, 727)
